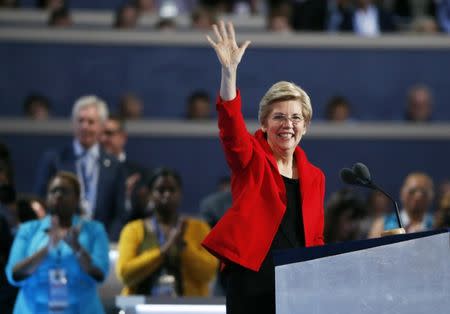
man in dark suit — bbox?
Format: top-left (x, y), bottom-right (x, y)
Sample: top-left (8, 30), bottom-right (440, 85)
top-left (100, 115), bottom-right (148, 221)
top-left (34, 95), bottom-right (126, 241)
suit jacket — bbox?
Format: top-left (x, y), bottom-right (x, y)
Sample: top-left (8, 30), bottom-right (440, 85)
top-left (202, 90), bottom-right (325, 272)
top-left (34, 144), bottom-right (126, 241)
top-left (340, 5), bottom-right (396, 33)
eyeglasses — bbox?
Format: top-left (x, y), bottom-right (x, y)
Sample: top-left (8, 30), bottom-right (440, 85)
top-left (270, 114), bottom-right (304, 125)
top-left (49, 187), bottom-right (74, 196)
top-left (103, 129), bottom-right (121, 137)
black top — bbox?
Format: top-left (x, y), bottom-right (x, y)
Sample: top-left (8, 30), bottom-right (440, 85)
top-left (225, 176), bottom-right (305, 314)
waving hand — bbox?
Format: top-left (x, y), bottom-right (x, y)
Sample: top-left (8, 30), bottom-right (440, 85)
top-left (207, 21), bottom-right (250, 100)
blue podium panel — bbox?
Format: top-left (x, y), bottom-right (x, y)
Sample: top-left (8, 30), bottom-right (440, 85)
top-left (275, 231), bottom-right (450, 314)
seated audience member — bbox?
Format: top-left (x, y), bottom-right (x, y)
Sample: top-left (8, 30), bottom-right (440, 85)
top-left (185, 90), bottom-right (212, 120)
top-left (369, 172), bottom-right (435, 237)
top-left (191, 7), bottom-right (216, 30)
top-left (38, 0), bottom-right (65, 11)
top-left (409, 15), bottom-right (439, 33)
top-left (34, 95), bottom-right (126, 241)
top-left (324, 188), bottom-right (368, 244)
top-left (341, 0), bottom-right (396, 36)
top-left (135, 0), bottom-right (156, 13)
top-left (291, 0), bottom-right (352, 31)
top-left (114, 3), bottom-right (139, 29)
top-left (155, 17), bottom-right (177, 30)
top-left (434, 190), bottom-right (450, 229)
top-left (267, 5), bottom-right (293, 32)
top-left (437, 0), bottom-right (450, 33)
top-left (405, 84), bottom-right (433, 122)
top-left (48, 7), bottom-right (72, 27)
top-left (116, 168), bottom-right (218, 296)
top-left (23, 93), bottom-right (51, 121)
top-left (118, 93), bottom-right (143, 120)
top-left (324, 95), bottom-right (352, 122)
top-left (6, 172), bottom-right (109, 314)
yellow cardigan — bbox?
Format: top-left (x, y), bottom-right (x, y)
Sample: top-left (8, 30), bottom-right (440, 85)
top-left (116, 217), bottom-right (218, 296)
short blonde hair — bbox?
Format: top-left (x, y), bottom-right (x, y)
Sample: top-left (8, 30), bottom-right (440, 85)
top-left (258, 81), bottom-right (313, 125)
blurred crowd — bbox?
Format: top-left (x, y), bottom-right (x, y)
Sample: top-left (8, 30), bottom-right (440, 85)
top-left (1, 0), bottom-right (450, 35)
top-left (1, 93), bottom-right (450, 313)
top-left (20, 82), bottom-right (436, 122)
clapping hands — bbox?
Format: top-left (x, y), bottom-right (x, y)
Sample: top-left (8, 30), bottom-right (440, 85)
top-left (48, 216), bottom-right (82, 252)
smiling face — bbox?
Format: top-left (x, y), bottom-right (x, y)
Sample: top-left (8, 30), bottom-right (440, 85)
top-left (261, 100), bottom-right (306, 156)
top-left (73, 105), bottom-right (103, 149)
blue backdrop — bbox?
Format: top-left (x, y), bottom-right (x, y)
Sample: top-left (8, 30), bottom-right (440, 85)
top-left (1, 42), bottom-right (450, 121)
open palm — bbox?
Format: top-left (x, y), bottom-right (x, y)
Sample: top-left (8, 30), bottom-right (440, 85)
top-left (207, 21), bottom-right (251, 68)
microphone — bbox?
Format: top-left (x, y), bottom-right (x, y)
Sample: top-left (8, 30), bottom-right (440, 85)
top-left (340, 162), bottom-right (404, 230)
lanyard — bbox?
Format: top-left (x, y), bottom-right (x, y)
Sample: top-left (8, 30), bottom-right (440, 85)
top-left (151, 216), bottom-right (166, 246)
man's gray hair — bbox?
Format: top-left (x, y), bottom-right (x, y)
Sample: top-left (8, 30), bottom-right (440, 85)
top-left (71, 95), bottom-right (109, 122)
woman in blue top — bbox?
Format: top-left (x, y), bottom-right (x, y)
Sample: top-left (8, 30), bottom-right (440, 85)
top-left (6, 171), bottom-right (109, 314)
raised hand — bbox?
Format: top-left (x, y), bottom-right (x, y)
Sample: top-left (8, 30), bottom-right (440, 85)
top-left (207, 21), bottom-right (251, 70)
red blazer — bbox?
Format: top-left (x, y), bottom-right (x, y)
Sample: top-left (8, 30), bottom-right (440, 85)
top-left (202, 90), bottom-right (325, 272)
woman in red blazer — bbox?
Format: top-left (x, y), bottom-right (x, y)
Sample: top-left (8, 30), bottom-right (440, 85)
top-left (202, 21), bottom-right (325, 314)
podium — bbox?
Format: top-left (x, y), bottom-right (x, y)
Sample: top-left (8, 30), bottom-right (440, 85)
top-left (273, 229), bottom-right (450, 314)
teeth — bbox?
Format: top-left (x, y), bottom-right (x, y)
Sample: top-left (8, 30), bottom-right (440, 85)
top-left (278, 133), bottom-right (292, 139)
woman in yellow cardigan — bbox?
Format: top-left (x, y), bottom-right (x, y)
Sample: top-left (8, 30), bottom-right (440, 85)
top-left (116, 168), bottom-right (218, 296)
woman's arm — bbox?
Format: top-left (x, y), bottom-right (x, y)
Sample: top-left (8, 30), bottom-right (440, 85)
top-left (115, 222), bottom-right (164, 288)
top-left (7, 222), bottom-right (58, 283)
top-left (207, 21), bottom-right (255, 171)
top-left (207, 21), bottom-right (250, 101)
top-left (12, 245), bottom-right (49, 282)
top-left (64, 225), bottom-right (107, 282)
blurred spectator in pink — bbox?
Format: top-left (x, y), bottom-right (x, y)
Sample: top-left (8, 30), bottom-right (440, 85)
top-left (23, 93), bottom-right (51, 121)
top-left (48, 7), bottom-right (73, 27)
top-left (405, 84), bottom-right (433, 122)
top-left (324, 95), bottom-right (352, 122)
top-left (118, 93), bottom-right (144, 120)
top-left (185, 90), bottom-right (211, 120)
top-left (114, 3), bottom-right (140, 29)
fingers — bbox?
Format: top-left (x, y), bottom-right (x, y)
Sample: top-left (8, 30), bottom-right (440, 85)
top-left (206, 35), bottom-right (217, 48)
top-left (219, 20), bottom-right (228, 40)
top-left (238, 40), bottom-right (251, 59)
top-left (227, 21), bottom-right (236, 44)
top-left (212, 24), bottom-right (222, 42)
